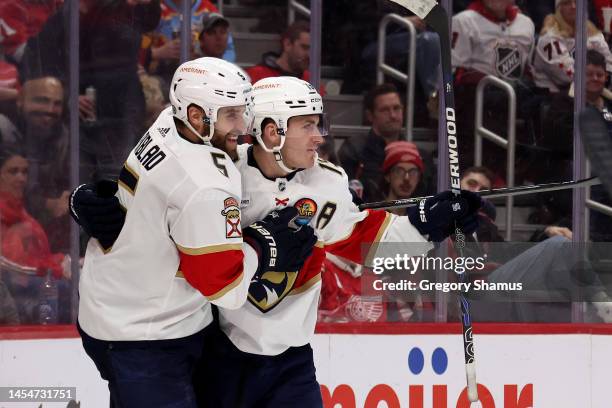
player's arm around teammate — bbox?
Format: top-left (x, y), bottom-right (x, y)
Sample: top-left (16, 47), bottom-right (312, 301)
top-left (69, 59), bottom-right (317, 408)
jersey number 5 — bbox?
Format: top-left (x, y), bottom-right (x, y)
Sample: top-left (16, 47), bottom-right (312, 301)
top-left (211, 152), bottom-right (229, 177)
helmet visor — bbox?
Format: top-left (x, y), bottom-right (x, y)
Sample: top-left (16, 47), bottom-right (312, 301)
top-left (215, 105), bottom-right (253, 136)
top-left (285, 113), bottom-right (330, 139)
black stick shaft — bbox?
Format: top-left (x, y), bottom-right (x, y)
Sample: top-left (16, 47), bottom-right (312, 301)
top-left (359, 177), bottom-right (600, 211)
top-left (424, 5), bottom-right (478, 402)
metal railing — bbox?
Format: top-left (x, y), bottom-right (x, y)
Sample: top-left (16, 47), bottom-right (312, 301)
top-left (288, 0), bottom-right (311, 24)
top-left (474, 75), bottom-right (517, 241)
top-left (376, 13), bottom-right (416, 141)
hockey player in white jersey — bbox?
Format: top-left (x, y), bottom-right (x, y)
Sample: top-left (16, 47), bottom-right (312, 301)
top-left (69, 59), bottom-right (317, 407)
top-left (72, 76), bottom-right (481, 407)
top-left (193, 77), bottom-right (482, 407)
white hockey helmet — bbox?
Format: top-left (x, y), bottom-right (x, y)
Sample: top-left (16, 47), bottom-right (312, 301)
top-left (251, 76), bottom-right (327, 172)
top-left (169, 57), bottom-right (253, 143)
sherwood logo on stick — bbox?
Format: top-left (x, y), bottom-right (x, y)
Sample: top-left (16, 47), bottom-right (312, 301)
top-left (446, 107), bottom-right (460, 192)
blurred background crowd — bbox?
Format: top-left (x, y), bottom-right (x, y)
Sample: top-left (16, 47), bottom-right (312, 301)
top-left (1, 0), bottom-right (611, 326)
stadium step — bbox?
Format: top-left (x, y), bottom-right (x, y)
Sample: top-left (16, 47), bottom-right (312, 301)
top-left (233, 32), bottom-right (280, 66)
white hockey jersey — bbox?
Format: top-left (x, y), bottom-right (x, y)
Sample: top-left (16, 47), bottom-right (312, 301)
top-left (218, 144), bottom-right (432, 355)
top-left (533, 25), bottom-right (612, 92)
top-left (452, 7), bottom-right (535, 82)
top-left (79, 107), bottom-right (258, 341)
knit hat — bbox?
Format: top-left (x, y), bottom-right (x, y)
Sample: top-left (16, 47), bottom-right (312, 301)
top-left (382, 141), bottom-right (424, 174)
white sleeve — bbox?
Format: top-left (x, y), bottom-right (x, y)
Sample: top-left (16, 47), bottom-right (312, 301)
top-left (533, 33), bottom-right (574, 86)
top-left (169, 187), bottom-right (256, 309)
top-left (452, 13), bottom-right (473, 70)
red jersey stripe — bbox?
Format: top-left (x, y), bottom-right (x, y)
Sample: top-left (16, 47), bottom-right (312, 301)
top-left (178, 249), bottom-right (244, 299)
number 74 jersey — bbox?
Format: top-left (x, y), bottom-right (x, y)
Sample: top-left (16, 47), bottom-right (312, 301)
top-left (219, 144), bottom-right (432, 356)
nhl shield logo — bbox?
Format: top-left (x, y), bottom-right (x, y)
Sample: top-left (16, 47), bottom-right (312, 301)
top-left (221, 197), bottom-right (241, 238)
top-left (495, 44), bottom-right (522, 80)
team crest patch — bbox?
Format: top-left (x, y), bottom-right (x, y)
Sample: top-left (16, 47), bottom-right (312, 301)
top-left (495, 44), bottom-right (522, 80)
top-left (248, 271), bottom-right (298, 313)
top-left (221, 197), bottom-right (241, 238)
top-left (294, 198), bottom-right (318, 226)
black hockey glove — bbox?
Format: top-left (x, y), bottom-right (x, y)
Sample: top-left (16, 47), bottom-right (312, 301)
top-left (243, 207), bottom-right (318, 276)
top-left (69, 180), bottom-right (125, 250)
top-left (243, 207), bottom-right (318, 312)
top-left (407, 190), bottom-right (482, 242)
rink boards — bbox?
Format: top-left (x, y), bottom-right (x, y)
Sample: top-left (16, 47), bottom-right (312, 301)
top-left (1, 323), bottom-right (611, 407)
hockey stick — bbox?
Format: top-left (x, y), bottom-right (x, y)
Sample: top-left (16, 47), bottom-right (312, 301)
top-left (359, 177), bottom-right (601, 211)
top-left (386, 0), bottom-right (478, 401)
top-left (580, 106), bottom-right (612, 196)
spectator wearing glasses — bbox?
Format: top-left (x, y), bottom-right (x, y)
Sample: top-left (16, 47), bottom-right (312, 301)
top-left (339, 83), bottom-right (434, 203)
top-left (382, 141), bottom-right (424, 216)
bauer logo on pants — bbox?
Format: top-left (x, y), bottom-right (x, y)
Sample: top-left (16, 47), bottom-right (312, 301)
top-left (222, 197), bottom-right (242, 238)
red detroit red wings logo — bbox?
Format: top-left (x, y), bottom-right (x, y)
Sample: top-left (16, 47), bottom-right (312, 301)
top-left (221, 197), bottom-right (241, 238)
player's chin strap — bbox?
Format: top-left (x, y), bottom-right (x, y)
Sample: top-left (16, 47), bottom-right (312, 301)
top-left (184, 117), bottom-right (214, 145)
top-left (272, 149), bottom-right (297, 174)
top-left (259, 131), bottom-right (296, 174)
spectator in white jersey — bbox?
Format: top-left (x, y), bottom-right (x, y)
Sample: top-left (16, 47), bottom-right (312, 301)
top-left (68, 58), bottom-right (317, 407)
top-left (451, 0), bottom-right (536, 181)
top-left (532, 0), bottom-right (612, 94)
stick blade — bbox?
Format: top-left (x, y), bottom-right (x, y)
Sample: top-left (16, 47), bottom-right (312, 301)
top-left (386, 0), bottom-right (437, 19)
top-left (580, 107), bottom-right (612, 196)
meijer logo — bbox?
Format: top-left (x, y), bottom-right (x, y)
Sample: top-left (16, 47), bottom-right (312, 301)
top-left (320, 346), bottom-right (533, 408)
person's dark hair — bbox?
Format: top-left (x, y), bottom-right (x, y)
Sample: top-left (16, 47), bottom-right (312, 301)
top-left (587, 49), bottom-right (606, 70)
top-left (462, 166), bottom-right (495, 185)
top-left (0, 144), bottom-right (26, 168)
top-left (364, 83), bottom-right (401, 113)
top-left (281, 20), bottom-right (310, 46)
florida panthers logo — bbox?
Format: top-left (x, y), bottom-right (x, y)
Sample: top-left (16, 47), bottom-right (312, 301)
top-left (294, 198), bottom-right (318, 226)
top-left (221, 197), bottom-right (241, 238)
top-left (495, 43), bottom-right (522, 80)
top-left (248, 271), bottom-right (298, 312)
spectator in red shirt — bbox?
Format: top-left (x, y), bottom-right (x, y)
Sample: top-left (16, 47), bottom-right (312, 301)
top-left (246, 20), bottom-right (311, 83)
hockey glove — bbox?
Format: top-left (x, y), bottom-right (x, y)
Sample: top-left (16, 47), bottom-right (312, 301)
top-left (407, 190), bottom-right (482, 242)
top-left (243, 207), bottom-right (318, 276)
top-left (69, 180), bottom-right (125, 250)
top-left (243, 207), bottom-right (318, 312)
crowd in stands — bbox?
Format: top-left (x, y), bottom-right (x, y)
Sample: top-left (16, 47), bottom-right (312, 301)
top-left (1, 0), bottom-right (612, 325)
